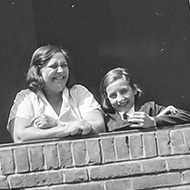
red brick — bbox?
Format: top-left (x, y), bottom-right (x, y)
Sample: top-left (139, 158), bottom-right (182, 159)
top-left (65, 168), bottom-right (88, 183)
top-left (14, 146), bottom-right (29, 173)
top-left (183, 128), bottom-right (190, 149)
top-left (0, 176), bottom-right (9, 189)
top-left (132, 172), bottom-right (181, 189)
top-left (27, 188), bottom-right (50, 190)
top-left (170, 130), bottom-right (188, 154)
top-left (51, 182), bottom-right (104, 190)
top-left (167, 185), bottom-right (190, 190)
top-left (72, 140), bottom-right (87, 166)
top-left (101, 137), bottom-right (116, 163)
top-left (58, 141), bottom-right (73, 168)
top-left (28, 145), bottom-right (44, 171)
top-left (0, 148), bottom-right (14, 175)
top-left (142, 159), bottom-right (167, 173)
top-left (182, 170), bottom-right (190, 183)
top-left (8, 170), bottom-right (63, 188)
top-left (114, 135), bottom-right (130, 160)
top-left (45, 170), bottom-right (63, 185)
top-left (167, 155), bottom-right (190, 171)
top-left (90, 162), bottom-right (142, 180)
top-left (156, 130), bottom-right (171, 156)
top-left (129, 134), bottom-right (143, 159)
top-left (43, 144), bottom-right (59, 170)
top-left (86, 139), bottom-right (101, 164)
top-left (105, 178), bottom-right (131, 190)
top-left (143, 132), bottom-right (157, 158)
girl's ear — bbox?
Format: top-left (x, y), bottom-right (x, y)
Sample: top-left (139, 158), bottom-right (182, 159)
top-left (133, 84), bottom-right (142, 99)
top-left (133, 88), bottom-right (137, 95)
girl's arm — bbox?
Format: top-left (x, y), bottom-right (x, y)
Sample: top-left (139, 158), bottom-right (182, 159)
top-left (129, 102), bottom-right (190, 128)
top-left (156, 105), bottom-right (179, 116)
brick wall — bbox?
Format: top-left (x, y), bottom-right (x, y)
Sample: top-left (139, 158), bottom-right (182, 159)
top-left (1, 124), bottom-right (190, 190)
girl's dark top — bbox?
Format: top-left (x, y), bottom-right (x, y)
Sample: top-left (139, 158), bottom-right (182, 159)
top-left (105, 101), bottom-right (190, 132)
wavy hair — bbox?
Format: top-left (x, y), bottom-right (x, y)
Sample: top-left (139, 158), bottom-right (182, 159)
top-left (100, 67), bottom-right (142, 113)
top-left (26, 45), bottom-right (74, 92)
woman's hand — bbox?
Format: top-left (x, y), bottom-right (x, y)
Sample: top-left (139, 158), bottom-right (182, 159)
top-left (78, 120), bottom-right (93, 135)
top-left (128, 112), bottom-right (156, 128)
top-left (65, 120), bottom-right (93, 136)
top-left (33, 114), bottom-right (58, 129)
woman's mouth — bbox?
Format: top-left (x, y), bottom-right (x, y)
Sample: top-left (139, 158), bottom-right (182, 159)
top-left (52, 76), bottom-right (66, 83)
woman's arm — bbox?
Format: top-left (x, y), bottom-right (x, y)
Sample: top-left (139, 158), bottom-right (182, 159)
top-left (8, 111), bottom-right (105, 143)
top-left (8, 117), bottom-right (77, 143)
top-left (82, 109), bottom-right (106, 133)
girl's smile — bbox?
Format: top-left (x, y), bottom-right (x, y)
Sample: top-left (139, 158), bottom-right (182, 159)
top-left (106, 77), bottom-right (137, 113)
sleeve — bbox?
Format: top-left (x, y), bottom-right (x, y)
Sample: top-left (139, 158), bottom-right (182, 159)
top-left (142, 101), bottom-right (190, 127)
top-left (154, 108), bottom-right (190, 127)
top-left (71, 85), bottom-right (101, 118)
top-left (7, 90), bottom-right (35, 127)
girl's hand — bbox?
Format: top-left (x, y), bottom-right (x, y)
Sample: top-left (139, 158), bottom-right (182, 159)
top-left (33, 114), bottom-right (58, 129)
top-left (157, 105), bottom-right (179, 117)
top-left (128, 112), bottom-right (156, 128)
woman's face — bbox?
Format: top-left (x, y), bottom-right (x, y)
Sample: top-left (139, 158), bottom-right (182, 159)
top-left (40, 52), bottom-right (69, 94)
top-left (106, 77), bottom-right (137, 113)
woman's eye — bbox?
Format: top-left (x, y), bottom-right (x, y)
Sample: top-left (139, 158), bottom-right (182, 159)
top-left (48, 62), bottom-right (68, 69)
top-left (61, 63), bottom-right (68, 68)
top-left (49, 64), bottom-right (57, 69)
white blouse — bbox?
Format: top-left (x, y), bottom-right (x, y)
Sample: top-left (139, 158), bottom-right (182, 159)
top-left (7, 84), bottom-right (101, 129)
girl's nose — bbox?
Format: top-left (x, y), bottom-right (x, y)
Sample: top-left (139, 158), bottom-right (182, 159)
top-left (117, 94), bottom-right (125, 104)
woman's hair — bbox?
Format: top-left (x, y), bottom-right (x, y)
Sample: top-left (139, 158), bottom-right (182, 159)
top-left (26, 45), bottom-right (74, 92)
top-left (100, 67), bottom-right (142, 113)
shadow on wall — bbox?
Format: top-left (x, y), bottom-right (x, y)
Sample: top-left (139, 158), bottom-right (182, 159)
top-left (1, 0), bottom-right (190, 144)
top-left (0, 0), bottom-right (37, 144)
top-left (32, 0), bottom-right (190, 109)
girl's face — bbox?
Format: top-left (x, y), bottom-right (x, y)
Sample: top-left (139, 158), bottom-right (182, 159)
top-left (40, 52), bottom-right (69, 94)
top-left (106, 77), bottom-right (137, 113)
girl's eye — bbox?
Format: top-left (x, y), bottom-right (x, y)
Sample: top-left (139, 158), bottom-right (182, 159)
top-left (109, 93), bottom-right (117, 99)
top-left (120, 88), bottom-right (128, 95)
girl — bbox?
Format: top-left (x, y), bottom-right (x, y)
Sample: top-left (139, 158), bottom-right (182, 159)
top-left (7, 45), bottom-right (105, 142)
top-left (100, 67), bottom-right (190, 131)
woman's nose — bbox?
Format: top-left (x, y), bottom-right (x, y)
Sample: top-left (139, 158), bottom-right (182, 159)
top-left (57, 65), bottom-right (64, 73)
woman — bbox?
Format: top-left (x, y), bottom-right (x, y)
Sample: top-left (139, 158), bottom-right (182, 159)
top-left (7, 45), bottom-right (105, 142)
top-left (100, 67), bottom-right (190, 131)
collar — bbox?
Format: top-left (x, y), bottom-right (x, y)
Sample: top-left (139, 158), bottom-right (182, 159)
top-left (118, 106), bottom-right (135, 120)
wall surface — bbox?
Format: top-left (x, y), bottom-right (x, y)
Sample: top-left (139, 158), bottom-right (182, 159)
top-left (0, 0), bottom-right (37, 143)
top-left (32, 0), bottom-right (190, 109)
top-left (1, 125), bottom-right (190, 189)
top-left (1, 0), bottom-right (190, 144)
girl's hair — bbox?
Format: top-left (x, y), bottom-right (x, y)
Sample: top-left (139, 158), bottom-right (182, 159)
top-left (100, 67), bottom-right (142, 113)
top-left (26, 45), bottom-right (74, 92)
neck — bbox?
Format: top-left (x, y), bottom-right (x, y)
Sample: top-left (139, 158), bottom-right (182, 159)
top-left (42, 88), bottom-right (63, 115)
top-left (42, 88), bottom-right (62, 104)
